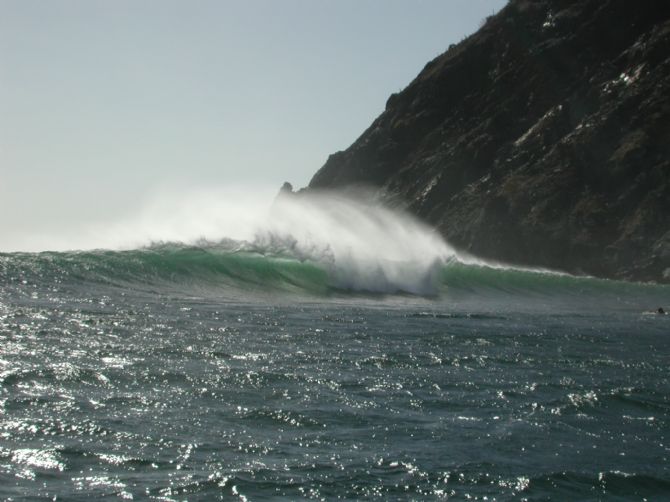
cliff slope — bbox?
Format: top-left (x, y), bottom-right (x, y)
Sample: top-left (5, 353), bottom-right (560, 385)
top-left (308, 0), bottom-right (670, 282)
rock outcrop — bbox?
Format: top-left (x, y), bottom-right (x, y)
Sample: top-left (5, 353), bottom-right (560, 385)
top-left (308, 0), bottom-right (670, 283)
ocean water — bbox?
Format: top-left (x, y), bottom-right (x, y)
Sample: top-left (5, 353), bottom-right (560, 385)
top-left (0, 195), bottom-right (669, 500)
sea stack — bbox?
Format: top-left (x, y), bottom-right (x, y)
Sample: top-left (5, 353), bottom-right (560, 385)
top-left (308, 0), bottom-right (670, 283)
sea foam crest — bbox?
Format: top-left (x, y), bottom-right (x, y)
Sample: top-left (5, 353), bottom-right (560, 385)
top-left (254, 190), bottom-right (455, 294)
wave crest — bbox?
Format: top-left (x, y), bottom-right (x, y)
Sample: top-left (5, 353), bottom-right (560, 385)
top-left (254, 191), bottom-right (454, 294)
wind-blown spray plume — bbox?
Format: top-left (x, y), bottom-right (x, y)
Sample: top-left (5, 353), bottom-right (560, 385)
top-left (2, 186), bottom-right (460, 295)
top-left (255, 190), bottom-right (456, 294)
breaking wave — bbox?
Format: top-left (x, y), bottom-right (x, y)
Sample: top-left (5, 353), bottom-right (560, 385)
top-left (1, 189), bottom-right (667, 302)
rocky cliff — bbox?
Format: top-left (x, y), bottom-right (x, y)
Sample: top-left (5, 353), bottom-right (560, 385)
top-left (308, 0), bottom-right (670, 283)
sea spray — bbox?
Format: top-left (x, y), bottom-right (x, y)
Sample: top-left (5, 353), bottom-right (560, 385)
top-left (258, 190), bottom-right (454, 294)
top-left (1, 185), bottom-right (604, 296)
top-left (4, 186), bottom-right (458, 295)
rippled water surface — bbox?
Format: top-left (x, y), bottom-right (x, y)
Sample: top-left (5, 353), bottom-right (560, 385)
top-left (1, 255), bottom-right (669, 500)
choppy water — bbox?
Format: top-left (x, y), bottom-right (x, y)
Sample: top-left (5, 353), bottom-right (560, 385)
top-left (0, 245), bottom-right (669, 500)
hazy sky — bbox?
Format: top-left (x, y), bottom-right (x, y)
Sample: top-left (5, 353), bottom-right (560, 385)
top-left (0, 0), bottom-right (506, 251)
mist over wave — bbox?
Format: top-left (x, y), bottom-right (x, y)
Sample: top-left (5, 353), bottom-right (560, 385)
top-left (259, 190), bottom-right (455, 294)
top-left (4, 186), bottom-right (604, 296)
top-left (8, 186), bottom-right (279, 252)
top-left (3, 187), bottom-right (464, 294)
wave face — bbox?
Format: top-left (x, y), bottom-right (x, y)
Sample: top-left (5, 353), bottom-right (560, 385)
top-left (0, 244), bottom-right (330, 297)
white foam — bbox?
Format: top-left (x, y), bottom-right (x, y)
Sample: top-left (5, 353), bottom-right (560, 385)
top-left (11, 448), bottom-right (65, 471)
top-left (258, 190), bottom-right (455, 294)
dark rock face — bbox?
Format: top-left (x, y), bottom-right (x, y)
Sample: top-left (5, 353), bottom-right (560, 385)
top-left (308, 0), bottom-right (670, 283)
